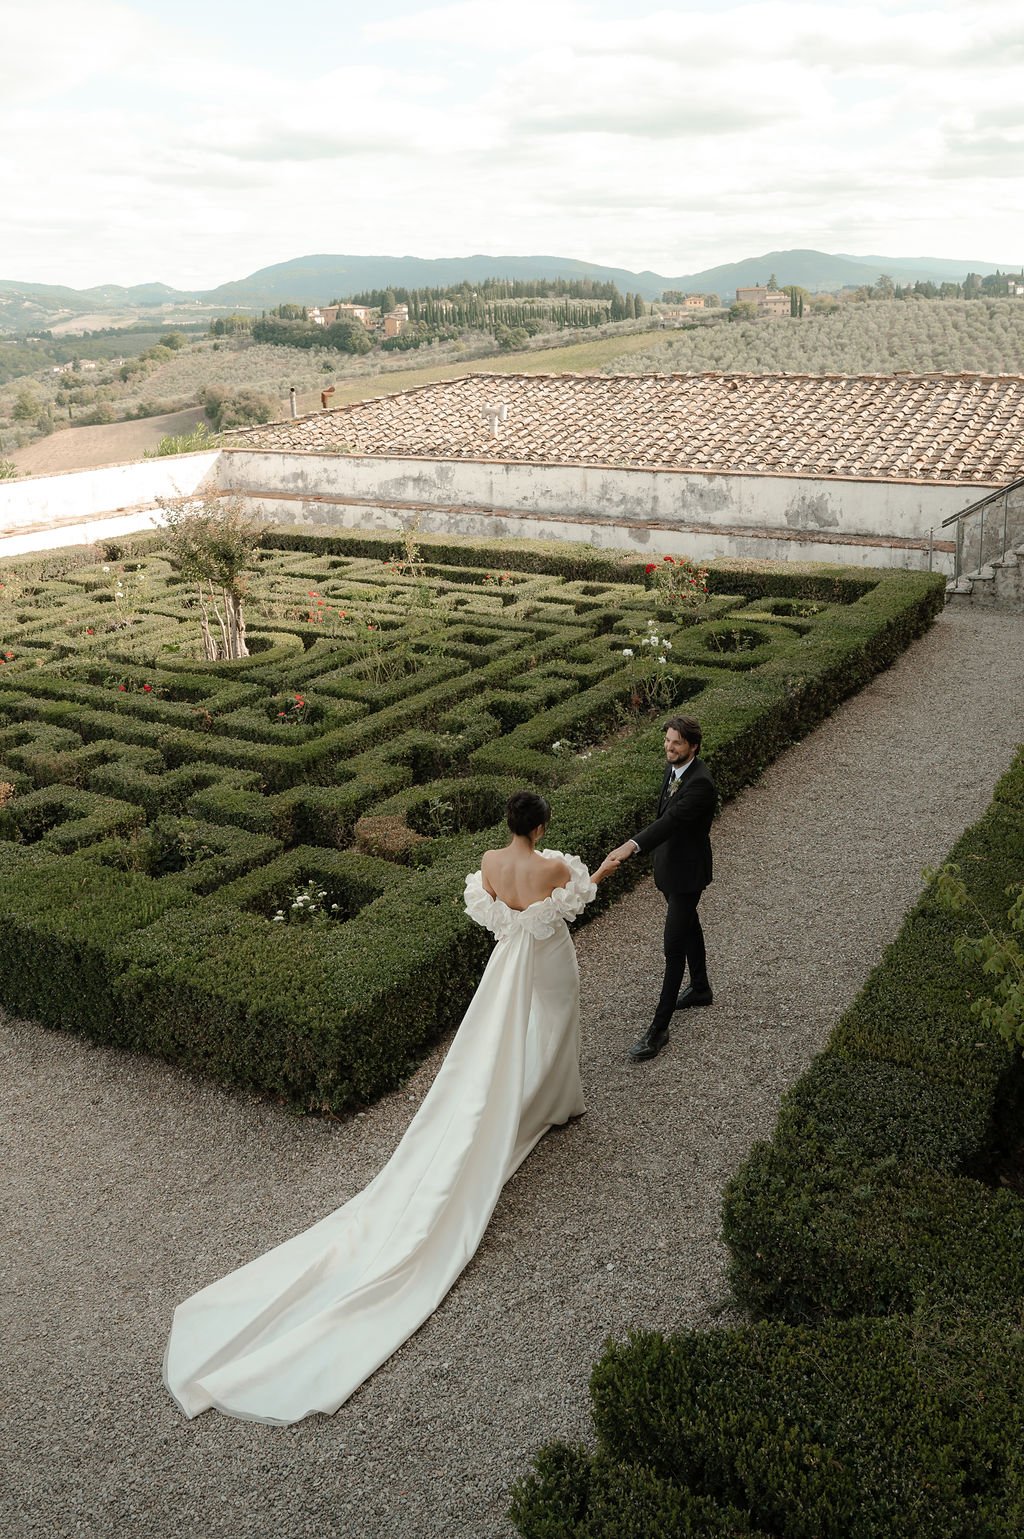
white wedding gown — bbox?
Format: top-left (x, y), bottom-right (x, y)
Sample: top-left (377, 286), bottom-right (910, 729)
top-left (163, 850), bottom-right (595, 1424)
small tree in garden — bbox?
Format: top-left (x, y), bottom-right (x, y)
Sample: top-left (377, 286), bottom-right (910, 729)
top-left (157, 496), bottom-right (263, 660)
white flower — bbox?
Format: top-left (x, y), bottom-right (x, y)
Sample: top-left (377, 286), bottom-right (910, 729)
top-left (658, 656), bottom-right (667, 665)
top-left (621, 648), bottom-right (634, 658)
top-left (663, 640), bottom-right (673, 650)
top-left (273, 912), bottom-right (285, 922)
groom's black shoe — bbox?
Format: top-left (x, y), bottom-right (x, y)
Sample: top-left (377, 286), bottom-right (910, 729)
top-left (629, 1024), bottom-right (669, 1061)
top-left (675, 986), bottom-right (713, 1010)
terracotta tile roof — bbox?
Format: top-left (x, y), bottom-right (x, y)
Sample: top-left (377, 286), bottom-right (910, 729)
top-left (224, 372), bottom-right (1024, 483)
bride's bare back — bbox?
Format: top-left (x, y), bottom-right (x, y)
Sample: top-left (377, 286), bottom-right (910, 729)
top-left (481, 844), bottom-right (571, 912)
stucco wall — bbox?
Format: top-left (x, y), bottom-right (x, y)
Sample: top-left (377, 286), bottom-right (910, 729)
top-left (219, 449), bottom-right (982, 575)
top-left (0, 452), bottom-right (220, 538)
top-left (239, 490), bottom-right (945, 571)
top-left (0, 445), bottom-right (988, 577)
top-left (218, 448), bottom-right (988, 536)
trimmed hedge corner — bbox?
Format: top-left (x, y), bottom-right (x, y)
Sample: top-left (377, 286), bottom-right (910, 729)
top-left (516, 1317), bottom-right (1024, 1539)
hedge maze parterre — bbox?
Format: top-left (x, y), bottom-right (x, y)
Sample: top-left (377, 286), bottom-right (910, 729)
top-left (0, 527), bottom-right (944, 1112)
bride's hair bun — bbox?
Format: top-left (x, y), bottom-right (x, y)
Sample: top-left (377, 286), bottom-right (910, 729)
top-left (507, 790), bottom-right (550, 836)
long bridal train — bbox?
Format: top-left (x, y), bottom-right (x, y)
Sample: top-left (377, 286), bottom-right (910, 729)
top-left (163, 851), bottom-right (596, 1425)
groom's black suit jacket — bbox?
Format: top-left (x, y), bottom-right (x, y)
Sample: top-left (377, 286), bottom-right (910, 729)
top-left (632, 756), bottom-right (716, 895)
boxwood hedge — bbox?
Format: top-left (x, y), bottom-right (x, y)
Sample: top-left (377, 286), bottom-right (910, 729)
top-left (513, 742), bottom-right (1024, 1534)
top-left (0, 528), bottom-right (942, 1111)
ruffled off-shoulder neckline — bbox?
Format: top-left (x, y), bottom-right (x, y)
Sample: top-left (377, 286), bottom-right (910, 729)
top-left (464, 850), bottom-right (597, 939)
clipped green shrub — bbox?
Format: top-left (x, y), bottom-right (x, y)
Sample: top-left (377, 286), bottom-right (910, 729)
top-left (511, 1442), bottom-right (768, 1538)
top-left (0, 530), bottom-right (943, 1111)
top-left (546, 1317), bottom-right (1024, 1539)
top-left (723, 750), bottom-right (1024, 1322)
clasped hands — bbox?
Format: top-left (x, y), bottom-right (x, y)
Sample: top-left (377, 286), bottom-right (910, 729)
top-left (592, 841), bottom-right (637, 883)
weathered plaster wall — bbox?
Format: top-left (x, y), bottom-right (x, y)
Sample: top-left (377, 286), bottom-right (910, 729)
top-left (219, 450), bottom-right (981, 574)
top-left (219, 449), bottom-right (986, 537)
top-left (0, 445), bottom-right (987, 577)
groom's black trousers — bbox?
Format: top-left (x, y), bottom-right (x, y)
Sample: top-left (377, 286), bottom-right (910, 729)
top-left (650, 889), bottom-right (709, 1032)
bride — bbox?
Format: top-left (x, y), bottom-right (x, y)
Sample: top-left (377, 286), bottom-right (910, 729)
top-left (164, 790), bottom-right (618, 1424)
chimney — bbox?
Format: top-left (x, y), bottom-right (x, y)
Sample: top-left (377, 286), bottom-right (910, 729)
top-left (289, 386), bottom-right (298, 418)
top-left (480, 402), bottom-right (509, 438)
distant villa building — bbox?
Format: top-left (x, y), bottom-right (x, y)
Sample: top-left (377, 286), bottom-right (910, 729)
top-left (308, 302), bottom-right (408, 336)
top-left (309, 303), bottom-right (376, 328)
top-left (735, 286), bottom-right (791, 317)
top-left (383, 304), bottom-right (410, 339)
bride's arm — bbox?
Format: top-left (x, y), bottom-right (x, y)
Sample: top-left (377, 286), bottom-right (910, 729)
top-left (591, 854), bottom-right (621, 884)
top-left (480, 851), bottom-right (499, 897)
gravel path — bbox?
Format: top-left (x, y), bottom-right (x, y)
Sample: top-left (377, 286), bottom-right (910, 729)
top-left (2, 604), bottom-right (1021, 1539)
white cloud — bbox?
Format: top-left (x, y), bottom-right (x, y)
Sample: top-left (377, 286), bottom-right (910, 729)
top-left (2, 0), bottom-right (1022, 288)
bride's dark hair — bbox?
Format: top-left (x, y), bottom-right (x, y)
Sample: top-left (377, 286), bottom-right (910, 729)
top-left (506, 790), bottom-right (551, 836)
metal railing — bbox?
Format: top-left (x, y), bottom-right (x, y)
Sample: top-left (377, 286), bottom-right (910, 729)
top-left (942, 475), bottom-right (1024, 581)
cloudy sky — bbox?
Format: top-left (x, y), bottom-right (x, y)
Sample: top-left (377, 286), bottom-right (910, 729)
top-left (3, 0), bottom-right (1021, 290)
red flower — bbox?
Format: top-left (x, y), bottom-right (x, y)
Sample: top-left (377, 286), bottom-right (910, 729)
top-left (86, 627), bottom-right (94, 635)
top-left (339, 610), bottom-right (346, 618)
top-left (118, 684), bottom-right (126, 692)
top-left (644, 563), bottom-right (657, 575)
top-left (294, 695), bottom-right (305, 706)
top-left (277, 711), bottom-right (286, 717)
top-left (142, 684), bottom-right (152, 693)
top-left (307, 590), bottom-right (317, 598)
top-left (316, 598), bottom-right (324, 606)
top-left (664, 555), bottom-right (674, 563)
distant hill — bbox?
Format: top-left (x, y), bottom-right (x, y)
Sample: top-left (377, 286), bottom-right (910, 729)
top-left (196, 249), bottom-right (1020, 306)
top-left (1, 250), bottom-right (1018, 332)
top-left (0, 277), bottom-right (186, 309)
top-left (667, 249), bottom-right (1018, 297)
top-left (199, 252), bottom-right (670, 306)
top-left (673, 249), bottom-right (893, 295)
top-left (837, 254), bottom-right (1023, 283)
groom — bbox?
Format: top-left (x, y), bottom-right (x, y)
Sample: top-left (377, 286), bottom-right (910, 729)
top-left (607, 714), bottom-right (717, 1061)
